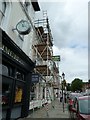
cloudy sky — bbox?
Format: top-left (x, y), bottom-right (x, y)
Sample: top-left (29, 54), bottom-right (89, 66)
top-left (36, 0), bottom-right (88, 83)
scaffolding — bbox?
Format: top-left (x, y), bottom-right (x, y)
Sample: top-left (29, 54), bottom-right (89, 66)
top-left (32, 11), bottom-right (60, 104)
top-left (33, 11), bottom-right (53, 80)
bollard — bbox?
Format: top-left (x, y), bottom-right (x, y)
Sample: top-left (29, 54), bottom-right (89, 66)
top-left (43, 103), bottom-right (49, 117)
top-left (46, 103), bottom-right (49, 117)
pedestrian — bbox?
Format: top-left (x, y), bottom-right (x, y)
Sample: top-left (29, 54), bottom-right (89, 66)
top-left (60, 92), bottom-right (63, 102)
top-left (64, 92), bottom-right (67, 103)
top-left (67, 98), bottom-right (73, 112)
top-left (56, 92), bottom-right (58, 98)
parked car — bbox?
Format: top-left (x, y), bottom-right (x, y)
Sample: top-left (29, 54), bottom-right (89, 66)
top-left (69, 92), bottom-right (82, 100)
top-left (68, 92), bottom-right (82, 106)
top-left (70, 96), bottom-right (90, 120)
top-left (81, 91), bottom-right (90, 96)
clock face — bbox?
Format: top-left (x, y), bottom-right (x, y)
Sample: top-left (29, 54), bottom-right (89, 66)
top-left (16, 20), bottom-right (31, 35)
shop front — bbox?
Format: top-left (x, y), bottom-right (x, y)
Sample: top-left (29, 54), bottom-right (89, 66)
top-left (0, 28), bottom-right (35, 119)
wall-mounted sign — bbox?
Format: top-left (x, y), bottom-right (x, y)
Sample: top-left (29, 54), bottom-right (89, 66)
top-left (16, 20), bottom-right (31, 35)
top-left (31, 74), bottom-right (40, 83)
top-left (2, 44), bottom-right (24, 65)
top-left (52, 56), bottom-right (60, 61)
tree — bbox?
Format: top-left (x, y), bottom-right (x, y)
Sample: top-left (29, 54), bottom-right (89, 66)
top-left (67, 83), bottom-right (71, 91)
top-left (61, 79), bottom-right (66, 90)
top-left (71, 78), bottom-right (83, 92)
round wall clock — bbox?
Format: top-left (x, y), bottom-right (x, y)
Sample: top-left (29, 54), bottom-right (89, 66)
top-left (16, 20), bottom-right (31, 35)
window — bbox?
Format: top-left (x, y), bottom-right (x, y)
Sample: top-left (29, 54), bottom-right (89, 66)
top-left (2, 64), bottom-right (8, 76)
top-left (24, 2), bottom-right (30, 11)
top-left (14, 85), bottom-right (23, 103)
top-left (30, 83), bottom-right (35, 101)
top-left (0, 1), bottom-right (6, 23)
top-left (15, 70), bottom-right (25, 81)
top-left (8, 67), bottom-right (13, 77)
top-left (2, 83), bottom-right (10, 105)
top-left (0, 2), bottom-right (6, 15)
top-left (79, 99), bottom-right (90, 114)
top-left (2, 63), bottom-right (14, 77)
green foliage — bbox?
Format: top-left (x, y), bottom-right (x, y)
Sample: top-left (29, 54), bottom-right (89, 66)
top-left (71, 78), bottom-right (83, 92)
top-left (62, 79), bottom-right (66, 86)
top-left (61, 79), bottom-right (67, 90)
top-left (67, 83), bottom-right (71, 91)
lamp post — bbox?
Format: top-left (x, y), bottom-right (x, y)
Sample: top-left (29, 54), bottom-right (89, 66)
top-left (59, 76), bottom-right (62, 90)
top-left (62, 72), bottom-right (65, 112)
top-left (62, 72), bottom-right (65, 97)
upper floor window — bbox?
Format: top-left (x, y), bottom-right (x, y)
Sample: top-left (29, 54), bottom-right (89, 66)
top-left (24, 2), bottom-right (30, 11)
top-left (0, 2), bottom-right (6, 16)
top-left (0, 1), bottom-right (6, 24)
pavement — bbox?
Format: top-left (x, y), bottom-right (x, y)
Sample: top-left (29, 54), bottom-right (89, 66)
top-left (19, 98), bottom-right (70, 119)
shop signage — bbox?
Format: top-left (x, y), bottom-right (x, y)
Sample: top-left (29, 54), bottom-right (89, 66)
top-left (31, 74), bottom-right (40, 83)
top-left (2, 44), bottom-right (24, 65)
top-left (52, 55), bottom-right (60, 61)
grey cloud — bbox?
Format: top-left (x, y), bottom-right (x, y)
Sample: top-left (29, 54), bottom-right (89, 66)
top-left (38, 1), bottom-right (88, 82)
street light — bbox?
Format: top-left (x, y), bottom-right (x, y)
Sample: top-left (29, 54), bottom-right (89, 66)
top-left (62, 72), bottom-right (65, 97)
top-left (62, 72), bottom-right (65, 80)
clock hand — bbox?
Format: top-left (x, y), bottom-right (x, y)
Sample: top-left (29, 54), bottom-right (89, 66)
top-left (22, 24), bottom-right (24, 27)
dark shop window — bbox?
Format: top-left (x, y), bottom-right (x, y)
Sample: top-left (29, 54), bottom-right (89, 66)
top-left (8, 67), bottom-right (13, 77)
top-left (2, 83), bottom-right (10, 105)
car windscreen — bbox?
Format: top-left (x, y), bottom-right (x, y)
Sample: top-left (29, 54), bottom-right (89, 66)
top-left (69, 93), bottom-right (82, 100)
top-left (79, 99), bottom-right (90, 115)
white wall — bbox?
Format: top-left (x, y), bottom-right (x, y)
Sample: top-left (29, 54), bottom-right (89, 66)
top-left (0, 1), bottom-right (38, 60)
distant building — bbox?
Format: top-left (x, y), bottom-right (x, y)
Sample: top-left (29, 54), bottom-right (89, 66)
top-left (82, 80), bottom-right (90, 92)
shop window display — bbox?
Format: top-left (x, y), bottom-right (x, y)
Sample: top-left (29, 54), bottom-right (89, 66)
top-left (14, 86), bottom-right (23, 103)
